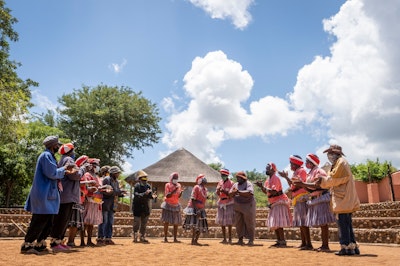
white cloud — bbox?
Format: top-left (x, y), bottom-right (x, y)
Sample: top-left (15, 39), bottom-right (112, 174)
top-left (31, 90), bottom-right (59, 113)
top-left (162, 50), bottom-right (307, 164)
top-left (189, 0), bottom-right (254, 30)
top-left (121, 159), bottom-right (134, 175)
top-left (163, 0), bottom-right (400, 168)
top-left (290, 0), bottom-right (400, 165)
top-left (109, 58), bottom-right (127, 73)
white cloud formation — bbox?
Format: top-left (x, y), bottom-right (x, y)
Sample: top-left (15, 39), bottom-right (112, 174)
top-left (109, 58), bottom-right (128, 73)
top-left (162, 50), bottom-right (308, 164)
top-left (163, 0), bottom-right (400, 167)
top-left (31, 90), bottom-right (59, 113)
top-left (189, 0), bottom-right (254, 30)
top-left (290, 0), bottom-right (400, 165)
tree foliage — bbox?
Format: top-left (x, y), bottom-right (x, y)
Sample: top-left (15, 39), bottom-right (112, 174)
top-left (351, 159), bottom-right (397, 183)
top-left (0, 1), bottom-right (38, 143)
top-left (0, 121), bottom-right (64, 206)
top-left (58, 85), bottom-right (162, 167)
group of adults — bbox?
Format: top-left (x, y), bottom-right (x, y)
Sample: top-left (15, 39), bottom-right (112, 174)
top-left (20, 136), bottom-right (360, 257)
top-left (20, 135), bottom-right (130, 254)
top-left (163, 144), bottom-right (360, 256)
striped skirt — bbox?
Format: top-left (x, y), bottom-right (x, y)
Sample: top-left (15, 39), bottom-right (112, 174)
top-left (266, 200), bottom-right (292, 230)
top-left (306, 193), bottom-right (336, 227)
top-left (161, 202), bottom-right (182, 225)
top-left (293, 200), bottom-right (308, 227)
top-left (182, 207), bottom-right (208, 233)
top-left (83, 201), bottom-right (103, 225)
top-left (215, 203), bottom-right (235, 226)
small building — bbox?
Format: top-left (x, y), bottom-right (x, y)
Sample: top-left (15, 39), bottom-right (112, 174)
top-left (125, 148), bottom-right (221, 208)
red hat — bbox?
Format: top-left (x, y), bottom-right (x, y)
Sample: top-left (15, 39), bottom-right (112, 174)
top-left (88, 158), bottom-right (100, 165)
top-left (58, 143), bottom-right (74, 155)
top-left (306, 153), bottom-right (320, 166)
top-left (75, 155), bottom-right (89, 167)
top-left (220, 168), bottom-right (230, 176)
top-left (196, 174), bottom-right (205, 184)
top-left (289, 155), bottom-right (303, 166)
top-left (267, 162), bottom-right (277, 172)
top-left (235, 171), bottom-right (247, 180)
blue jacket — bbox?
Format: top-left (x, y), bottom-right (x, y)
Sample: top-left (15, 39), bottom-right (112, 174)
top-left (24, 149), bottom-right (66, 214)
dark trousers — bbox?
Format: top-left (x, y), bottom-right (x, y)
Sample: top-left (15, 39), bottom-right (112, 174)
top-left (50, 202), bottom-right (74, 240)
top-left (133, 214), bottom-right (149, 236)
top-left (25, 214), bottom-right (54, 244)
top-left (337, 213), bottom-right (356, 245)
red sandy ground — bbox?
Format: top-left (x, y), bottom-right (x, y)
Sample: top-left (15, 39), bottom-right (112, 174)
top-left (2, 238), bottom-right (399, 266)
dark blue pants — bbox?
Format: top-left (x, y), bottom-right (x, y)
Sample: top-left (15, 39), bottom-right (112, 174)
top-left (98, 210), bottom-right (115, 239)
top-left (337, 213), bottom-right (356, 245)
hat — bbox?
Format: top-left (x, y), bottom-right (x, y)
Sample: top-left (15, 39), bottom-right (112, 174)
top-left (220, 168), bottom-right (230, 176)
top-left (195, 174), bottom-right (205, 184)
top-left (323, 144), bottom-right (345, 156)
top-left (109, 166), bottom-right (121, 174)
top-left (169, 172), bottom-right (179, 181)
top-left (58, 143), bottom-right (74, 155)
top-left (88, 158), bottom-right (100, 165)
top-left (100, 165), bottom-right (110, 175)
top-left (306, 153), bottom-right (320, 166)
top-left (267, 162), bottom-right (277, 172)
top-left (235, 171), bottom-right (247, 180)
top-left (289, 155), bottom-right (303, 166)
top-left (43, 136), bottom-right (62, 148)
top-left (75, 155), bottom-right (89, 167)
top-left (136, 170), bottom-right (148, 180)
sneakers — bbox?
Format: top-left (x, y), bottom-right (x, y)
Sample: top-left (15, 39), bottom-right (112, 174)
top-left (105, 239), bottom-right (115, 245)
top-left (51, 244), bottom-right (71, 252)
top-left (21, 242), bottom-right (39, 255)
top-left (335, 244), bottom-right (356, 256)
top-left (140, 236), bottom-right (149, 244)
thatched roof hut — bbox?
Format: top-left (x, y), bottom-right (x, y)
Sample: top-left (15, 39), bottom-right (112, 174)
top-left (124, 148), bottom-right (221, 208)
top-left (125, 148), bottom-right (220, 185)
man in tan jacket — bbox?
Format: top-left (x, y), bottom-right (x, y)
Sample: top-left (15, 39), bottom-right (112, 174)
top-left (319, 144), bottom-right (360, 256)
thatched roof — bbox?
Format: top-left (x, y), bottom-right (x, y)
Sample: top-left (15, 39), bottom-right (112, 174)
top-left (125, 148), bottom-right (220, 184)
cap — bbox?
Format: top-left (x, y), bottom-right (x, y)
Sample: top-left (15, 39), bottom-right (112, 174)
top-left (43, 136), bottom-right (62, 148)
top-left (109, 166), bottom-right (121, 174)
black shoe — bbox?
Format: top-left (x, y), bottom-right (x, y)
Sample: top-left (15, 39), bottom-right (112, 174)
top-left (335, 248), bottom-right (346, 256)
top-left (34, 245), bottom-right (47, 252)
top-left (347, 249), bottom-right (355, 255)
top-left (354, 247), bottom-right (360, 255)
top-left (21, 243), bottom-right (39, 255)
top-left (335, 248), bottom-right (349, 256)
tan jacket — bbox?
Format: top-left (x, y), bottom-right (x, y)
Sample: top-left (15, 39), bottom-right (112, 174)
top-left (320, 157), bottom-right (360, 214)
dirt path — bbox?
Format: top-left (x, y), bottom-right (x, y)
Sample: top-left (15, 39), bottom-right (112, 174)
top-left (3, 238), bottom-right (399, 266)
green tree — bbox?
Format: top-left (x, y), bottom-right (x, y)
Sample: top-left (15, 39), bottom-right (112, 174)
top-left (351, 159), bottom-right (397, 183)
top-left (208, 162), bottom-right (223, 171)
top-left (58, 84), bottom-right (162, 167)
top-left (0, 121), bottom-right (64, 206)
top-left (0, 1), bottom-right (38, 143)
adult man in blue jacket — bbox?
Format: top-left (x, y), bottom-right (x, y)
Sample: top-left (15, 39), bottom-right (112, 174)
top-left (21, 136), bottom-right (76, 254)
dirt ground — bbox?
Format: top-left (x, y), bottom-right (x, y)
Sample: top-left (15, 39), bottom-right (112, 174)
top-left (2, 237), bottom-right (399, 266)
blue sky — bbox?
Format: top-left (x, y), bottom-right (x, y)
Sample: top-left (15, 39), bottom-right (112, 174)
top-left (7, 0), bottom-right (400, 179)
